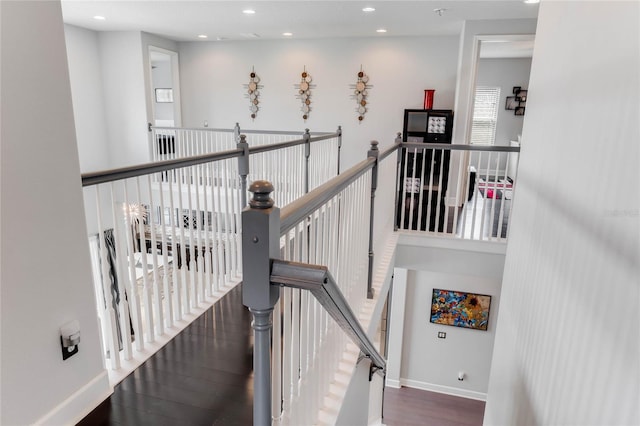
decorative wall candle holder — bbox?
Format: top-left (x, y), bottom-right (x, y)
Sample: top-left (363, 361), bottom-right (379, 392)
top-left (350, 67), bottom-right (373, 122)
top-left (295, 67), bottom-right (315, 121)
top-left (244, 67), bottom-right (262, 120)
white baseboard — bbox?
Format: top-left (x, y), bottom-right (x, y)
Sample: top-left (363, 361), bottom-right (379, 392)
top-left (34, 371), bottom-right (112, 425)
top-left (385, 378), bottom-right (401, 388)
top-left (399, 378), bottom-right (487, 401)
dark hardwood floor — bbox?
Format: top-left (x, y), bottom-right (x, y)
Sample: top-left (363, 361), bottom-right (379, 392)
top-left (383, 387), bottom-right (485, 426)
top-left (78, 284), bottom-right (254, 426)
top-left (80, 285), bottom-right (485, 426)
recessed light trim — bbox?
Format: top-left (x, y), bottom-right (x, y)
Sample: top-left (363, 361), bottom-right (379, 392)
top-left (93, 15), bottom-right (106, 20)
top-left (283, 32), bottom-right (293, 37)
top-left (524, 0), bottom-right (540, 3)
top-left (243, 9), bottom-right (256, 14)
top-left (376, 28), bottom-right (387, 33)
top-left (197, 34), bottom-right (208, 39)
top-left (362, 7), bottom-right (376, 12)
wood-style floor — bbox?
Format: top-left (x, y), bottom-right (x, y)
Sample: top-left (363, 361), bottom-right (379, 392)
top-left (80, 285), bottom-right (485, 426)
top-left (383, 387), bottom-right (485, 426)
top-left (78, 284), bottom-right (254, 425)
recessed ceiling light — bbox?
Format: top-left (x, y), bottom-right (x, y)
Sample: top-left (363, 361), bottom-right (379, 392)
top-left (362, 7), bottom-right (376, 12)
top-left (283, 32), bottom-right (293, 37)
top-left (197, 34), bottom-right (208, 39)
top-left (93, 15), bottom-right (106, 20)
top-left (376, 28), bottom-right (387, 33)
top-left (524, 0), bottom-right (540, 3)
top-left (243, 9), bottom-right (256, 14)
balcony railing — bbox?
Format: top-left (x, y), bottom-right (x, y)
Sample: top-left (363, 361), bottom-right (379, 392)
top-left (242, 141), bottom-right (398, 425)
top-left (81, 124), bottom-right (521, 422)
top-left (82, 127), bottom-right (341, 378)
top-left (242, 137), bottom-right (521, 424)
top-left (396, 139), bottom-right (520, 242)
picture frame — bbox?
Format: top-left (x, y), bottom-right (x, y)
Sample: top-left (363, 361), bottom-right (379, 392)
top-left (515, 89), bottom-right (528, 102)
top-left (505, 96), bottom-right (518, 110)
top-left (512, 86), bottom-right (521, 94)
top-left (155, 88), bottom-right (174, 103)
top-left (515, 106), bottom-right (526, 116)
top-left (430, 288), bottom-right (491, 331)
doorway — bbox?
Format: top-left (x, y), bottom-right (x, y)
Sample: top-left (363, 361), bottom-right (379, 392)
top-left (148, 46), bottom-right (181, 127)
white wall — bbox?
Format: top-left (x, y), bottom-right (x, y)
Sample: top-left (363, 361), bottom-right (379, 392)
top-left (484, 2), bottom-right (639, 425)
top-left (98, 31), bottom-right (149, 167)
top-left (476, 57), bottom-right (531, 146)
top-left (400, 269), bottom-right (501, 398)
top-left (389, 239), bottom-right (505, 399)
top-left (64, 24), bottom-right (111, 172)
top-left (0, 2), bottom-right (111, 424)
top-left (177, 36), bottom-right (459, 169)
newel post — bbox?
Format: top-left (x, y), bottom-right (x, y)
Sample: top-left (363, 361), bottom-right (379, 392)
top-left (303, 128), bottom-right (311, 193)
top-left (337, 125), bottom-right (343, 175)
top-left (393, 132), bottom-right (402, 231)
top-left (237, 134), bottom-right (250, 208)
top-left (366, 140), bottom-right (379, 299)
top-left (234, 122), bottom-right (241, 143)
top-left (242, 181), bottom-right (280, 426)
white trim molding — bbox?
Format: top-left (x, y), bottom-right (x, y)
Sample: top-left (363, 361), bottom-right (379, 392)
top-left (34, 371), bottom-right (112, 425)
top-left (399, 378), bottom-right (487, 401)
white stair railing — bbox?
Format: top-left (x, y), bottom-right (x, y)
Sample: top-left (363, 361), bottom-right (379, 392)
top-left (83, 127), bottom-right (342, 379)
top-left (242, 140), bottom-right (397, 425)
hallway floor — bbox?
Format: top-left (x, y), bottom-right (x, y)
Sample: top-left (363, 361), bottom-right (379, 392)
top-left (383, 386), bottom-right (485, 426)
top-left (80, 284), bottom-right (485, 426)
top-left (78, 284), bottom-right (254, 425)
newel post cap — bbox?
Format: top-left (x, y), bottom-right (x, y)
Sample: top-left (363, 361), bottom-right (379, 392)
top-left (249, 180), bottom-right (274, 209)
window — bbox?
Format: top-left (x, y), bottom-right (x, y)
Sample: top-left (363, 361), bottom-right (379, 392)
top-left (470, 86), bottom-right (500, 145)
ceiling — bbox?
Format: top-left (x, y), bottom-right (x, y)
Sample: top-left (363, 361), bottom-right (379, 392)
top-left (61, 1), bottom-right (539, 43)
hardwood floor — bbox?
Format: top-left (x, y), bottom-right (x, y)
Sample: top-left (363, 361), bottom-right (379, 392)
top-left (383, 387), bottom-right (485, 426)
top-left (80, 285), bottom-right (485, 426)
top-left (78, 284), bottom-right (254, 426)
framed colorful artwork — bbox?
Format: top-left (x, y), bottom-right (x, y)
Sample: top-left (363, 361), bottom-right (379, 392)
top-left (430, 288), bottom-right (491, 331)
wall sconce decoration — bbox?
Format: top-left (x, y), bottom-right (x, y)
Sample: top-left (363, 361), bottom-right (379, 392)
top-left (295, 67), bottom-right (315, 121)
top-left (244, 67), bottom-right (262, 120)
top-left (506, 86), bottom-right (527, 116)
top-left (350, 66), bottom-right (373, 122)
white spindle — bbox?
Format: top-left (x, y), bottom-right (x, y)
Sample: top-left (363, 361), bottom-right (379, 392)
top-left (94, 185), bottom-right (121, 369)
top-left (122, 183), bottom-right (144, 352)
top-left (146, 175), bottom-right (164, 337)
top-left (109, 183), bottom-right (133, 361)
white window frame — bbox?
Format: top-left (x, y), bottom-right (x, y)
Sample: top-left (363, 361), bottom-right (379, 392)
top-left (470, 86), bottom-right (500, 145)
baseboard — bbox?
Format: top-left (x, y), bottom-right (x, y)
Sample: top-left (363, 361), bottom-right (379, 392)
top-left (34, 371), bottom-right (112, 425)
top-left (385, 378), bottom-right (401, 388)
top-left (399, 378), bottom-right (487, 401)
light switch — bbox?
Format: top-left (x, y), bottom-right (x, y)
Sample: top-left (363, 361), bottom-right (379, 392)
top-left (438, 332), bottom-right (446, 339)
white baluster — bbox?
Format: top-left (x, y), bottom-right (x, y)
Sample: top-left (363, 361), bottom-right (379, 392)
top-left (95, 186), bottom-right (121, 369)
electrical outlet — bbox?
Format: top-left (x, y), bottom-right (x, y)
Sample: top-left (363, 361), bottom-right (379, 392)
top-left (438, 332), bottom-right (446, 339)
top-left (60, 336), bottom-right (79, 360)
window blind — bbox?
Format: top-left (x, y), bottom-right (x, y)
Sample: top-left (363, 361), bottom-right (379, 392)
top-left (470, 86), bottom-right (500, 145)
